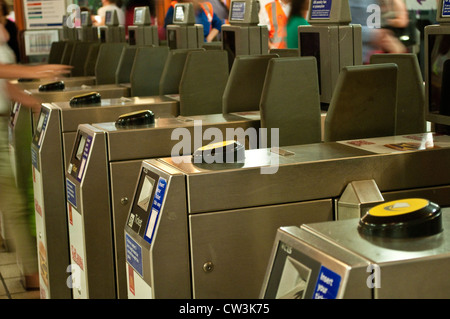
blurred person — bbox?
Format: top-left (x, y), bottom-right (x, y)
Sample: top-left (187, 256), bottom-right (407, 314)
top-left (260, 0), bottom-right (292, 49)
top-left (381, 0), bottom-right (409, 29)
top-left (164, 0), bottom-right (223, 42)
top-left (193, 0), bottom-right (223, 42)
top-left (349, 0), bottom-right (406, 64)
top-left (380, 0), bottom-right (409, 52)
top-left (95, 0), bottom-right (125, 26)
top-left (285, 0), bottom-right (309, 48)
top-left (0, 0), bottom-right (19, 62)
top-left (208, 0), bottom-right (228, 24)
top-left (163, 0), bottom-right (178, 30)
top-left (0, 62), bottom-right (71, 289)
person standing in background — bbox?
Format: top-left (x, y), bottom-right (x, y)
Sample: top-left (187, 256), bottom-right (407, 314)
top-left (95, 0), bottom-right (125, 26)
top-left (0, 0), bottom-right (19, 62)
top-left (260, 0), bottom-right (292, 49)
top-left (349, 0), bottom-right (407, 64)
top-left (164, 0), bottom-right (223, 43)
top-left (193, 0), bottom-right (223, 42)
top-left (285, 0), bottom-right (309, 48)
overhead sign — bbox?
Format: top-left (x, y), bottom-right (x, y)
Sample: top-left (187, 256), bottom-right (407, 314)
top-left (23, 0), bottom-right (65, 29)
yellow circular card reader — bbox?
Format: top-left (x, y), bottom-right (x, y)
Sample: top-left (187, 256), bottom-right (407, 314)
top-left (69, 92), bottom-right (102, 106)
top-left (192, 140), bottom-right (245, 163)
top-left (38, 81), bottom-right (65, 92)
top-left (358, 198), bottom-right (443, 238)
top-left (115, 109), bottom-right (155, 126)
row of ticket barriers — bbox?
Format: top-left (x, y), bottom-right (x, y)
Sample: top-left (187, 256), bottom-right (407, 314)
top-left (5, 0), bottom-right (450, 299)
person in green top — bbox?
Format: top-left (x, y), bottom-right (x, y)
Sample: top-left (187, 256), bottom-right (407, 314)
top-left (285, 0), bottom-right (310, 49)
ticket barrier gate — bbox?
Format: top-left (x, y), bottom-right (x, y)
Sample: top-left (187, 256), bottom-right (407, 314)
top-left (299, 0), bottom-right (362, 105)
top-left (221, 0), bottom-right (269, 69)
top-left (99, 10), bottom-right (126, 43)
top-left (124, 133), bottom-right (450, 299)
top-left (425, 0), bottom-right (450, 135)
top-left (9, 40), bottom-right (98, 90)
top-left (23, 42), bottom-right (149, 103)
top-left (44, 48), bottom-right (230, 298)
top-left (10, 76), bottom-right (96, 92)
top-left (166, 3), bottom-right (204, 50)
top-left (31, 97), bottom-right (178, 299)
top-left (260, 202), bottom-right (450, 299)
top-left (76, 11), bottom-right (99, 42)
top-left (127, 6), bottom-right (159, 46)
top-left (65, 113), bottom-right (260, 299)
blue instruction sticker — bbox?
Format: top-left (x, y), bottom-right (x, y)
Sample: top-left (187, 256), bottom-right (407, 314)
top-left (126, 233), bottom-right (143, 277)
top-left (66, 178), bottom-right (77, 208)
top-left (31, 147), bottom-right (38, 170)
top-left (312, 266), bottom-right (341, 299)
top-left (443, 0), bottom-right (450, 17)
top-left (310, 0), bottom-right (332, 19)
top-left (144, 177), bottom-right (167, 244)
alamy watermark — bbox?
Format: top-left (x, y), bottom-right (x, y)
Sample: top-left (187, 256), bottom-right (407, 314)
top-left (367, 4), bottom-right (382, 29)
top-left (64, 4), bottom-right (81, 28)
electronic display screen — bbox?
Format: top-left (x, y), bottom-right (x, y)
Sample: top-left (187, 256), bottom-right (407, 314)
top-left (105, 11), bottom-right (112, 24)
top-left (9, 102), bottom-right (20, 127)
top-left (174, 5), bottom-right (185, 22)
top-left (32, 108), bottom-right (48, 146)
top-left (428, 34), bottom-right (450, 117)
top-left (76, 135), bottom-right (86, 161)
top-left (126, 168), bottom-right (164, 241)
top-left (137, 175), bottom-right (155, 212)
top-left (36, 111), bottom-right (46, 133)
top-left (81, 12), bottom-right (87, 26)
top-left (134, 8), bottom-right (143, 24)
top-left (230, 1), bottom-right (245, 21)
top-left (300, 32), bottom-right (321, 94)
top-left (222, 30), bottom-right (236, 70)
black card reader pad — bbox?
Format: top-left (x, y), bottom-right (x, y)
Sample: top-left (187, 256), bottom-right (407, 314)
top-left (69, 92), bottom-right (102, 107)
top-left (192, 140), bottom-right (245, 164)
top-left (38, 81), bottom-right (65, 91)
top-left (115, 110), bottom-right (155, 127)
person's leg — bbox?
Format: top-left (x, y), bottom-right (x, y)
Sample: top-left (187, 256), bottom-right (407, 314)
top-left (0, 116), bottom-right (38, 289)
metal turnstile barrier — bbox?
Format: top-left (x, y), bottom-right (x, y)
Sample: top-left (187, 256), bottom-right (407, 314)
top-left (65, 113), bottom-right (260, 299)
top-left (260, 204), bottom-right (450, 299)
top-left (32, 97), bottom-right (178, 299)
top-left (124, 133), bottom-right (450, 299)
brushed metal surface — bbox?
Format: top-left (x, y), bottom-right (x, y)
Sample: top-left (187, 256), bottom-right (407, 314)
top-left (189, 200), bottom-right (333, 298)
top-left (32, 106), bottom-right (71, 299)
top-left (66, 125), bottom-right (116, 299)
top-left (26, 84), bottom-right (130, 103)
top-left (75, 113), bottom-right (260, 298)
top-left (11, 76), bottom-right (96, 90)
top-left (94, 113), bottom-right (260, 161)
top-left (159, 142), bottom-right (450, 214)
top-left (109, 160), bottom-right (144, 299)
top-left (53, 95), bottom-right (179, 132)
top-left (301, 208), bottom-right (450, 298)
